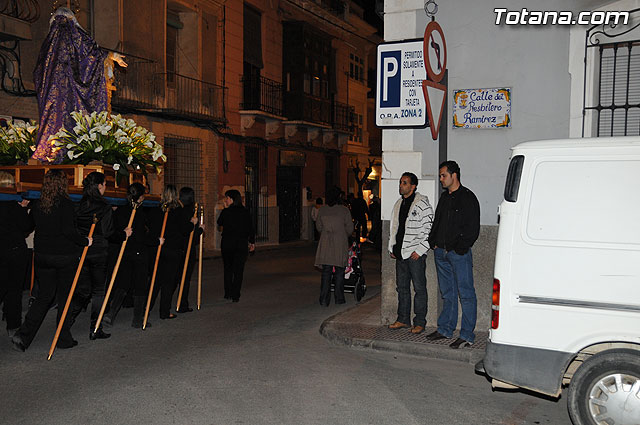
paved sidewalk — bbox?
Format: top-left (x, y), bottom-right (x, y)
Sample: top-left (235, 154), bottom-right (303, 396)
top-left (320, 293), bottom-right (487, 364)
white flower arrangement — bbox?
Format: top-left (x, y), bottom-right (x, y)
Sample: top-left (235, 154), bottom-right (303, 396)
top-left (0, 120), bottom-right (38, 165)
top-left (52, 111), bottom-right (166, 175)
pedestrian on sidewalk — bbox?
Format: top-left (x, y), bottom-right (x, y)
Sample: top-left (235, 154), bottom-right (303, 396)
top-left (311, 197), bottom-right (323, 241)
top-left (426, 161), bottom-right (480, 349)
top-left (315, 186), bottom-right (353, 306)
top-left (217, 190), bottom-right (255, 303)
top-left (388, 172), bottom-right (433, 335)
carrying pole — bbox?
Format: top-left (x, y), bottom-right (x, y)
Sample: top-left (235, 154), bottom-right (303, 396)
top-left (176, 203), bottom-right (198, 312)
top-left (29, 250), bottom-right (34, 296)
top-left (93, 205), bottom-right (137, 334)
top-left (197, 205), bottom-right (204, 310)
top-left (47, 215), bottom-right (97, 360)
top-left (143, 208), bottom-right (168, 330)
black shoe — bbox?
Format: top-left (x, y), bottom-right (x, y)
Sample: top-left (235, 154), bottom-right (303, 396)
top-left (89, 329), bottom-right (111, 340)
top-left (426, 330), bottom-right (448, 341)
top-left (11, 335), bottom-right (25, 352)
top-left (224, 295), bottom-right (230, 300)
top-left (57, 339), bottom-right (78, 349)
top-left (232, 299), bottom-right (239, 303)
top-left (335, 299), bottom-right (346, 305)
top-left (160, 313), bottom-right (177, 320)
top-left (450, 338), bottom-right (473, 349)
top-left (178, 307), bottom-right (193, 313)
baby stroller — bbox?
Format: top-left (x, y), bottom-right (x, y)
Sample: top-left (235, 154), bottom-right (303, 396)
top-left (331, 242), bottom-right (366, 302)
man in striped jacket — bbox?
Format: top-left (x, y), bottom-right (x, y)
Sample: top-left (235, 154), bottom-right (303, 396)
top-left (388, 172), bottom-right (434, 334)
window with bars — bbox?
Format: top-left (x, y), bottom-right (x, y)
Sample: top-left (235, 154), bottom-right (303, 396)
top-left (163, 135), bottom-right (203, 200)
top-left (584, 41), bottom-right (640, 137)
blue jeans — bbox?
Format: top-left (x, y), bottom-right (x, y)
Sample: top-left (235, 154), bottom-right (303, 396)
top-left (434, 248), bottom-right (477, 343)
top-left (395, 254), bottom-right (427, 327)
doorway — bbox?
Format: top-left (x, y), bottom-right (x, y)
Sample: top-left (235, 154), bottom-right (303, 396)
top-left (277, 166), bottom-right (301, 242)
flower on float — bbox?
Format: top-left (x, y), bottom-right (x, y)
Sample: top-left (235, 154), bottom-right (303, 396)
top-left (113, 163), bottom-right (120, 171)
top-left (94, 146), bottom-right (103, 153)
top-left (127, 155), bottom-right (133, 164)
top-left (67, 150), bottom-right (75, 159)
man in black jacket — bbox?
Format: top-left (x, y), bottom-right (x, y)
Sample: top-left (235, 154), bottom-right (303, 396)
top-left (426, 161), bottom-right (480, 349)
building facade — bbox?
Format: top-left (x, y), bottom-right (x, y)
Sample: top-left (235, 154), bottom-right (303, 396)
top-left (0, 0), bottom-right (382, 251)
top-left (380, 0), bottom-right (640, 328)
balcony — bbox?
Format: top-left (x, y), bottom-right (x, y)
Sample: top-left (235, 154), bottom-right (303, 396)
top-left (158, 73), bottom-right (226, 123)
top-left (112, 59), bottom-right (158, 110)
top-left (240, 75), bottom-right (283, 117)
top-left (332, 101), bottom-right (354, 133)
top-left (111, 56), bottom-right (226, 124)
top-left (283, 91), bottom-right (353, 132)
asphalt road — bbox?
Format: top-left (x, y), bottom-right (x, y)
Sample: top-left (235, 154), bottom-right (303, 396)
top-left (0, 244), bottom-right (571, 424)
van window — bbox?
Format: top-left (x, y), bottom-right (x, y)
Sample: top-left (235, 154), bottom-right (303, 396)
top-left (504, 155), bottom-right (524, 202)
top-left (527, 159), bottom-right (640, 246)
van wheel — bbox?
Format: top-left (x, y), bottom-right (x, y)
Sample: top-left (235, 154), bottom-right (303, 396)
top-left (567, 350), bottom-right (640, 425)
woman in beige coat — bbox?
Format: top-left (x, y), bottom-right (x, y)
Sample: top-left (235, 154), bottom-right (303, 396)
top-left (315, 186), bottom-right (354, 306)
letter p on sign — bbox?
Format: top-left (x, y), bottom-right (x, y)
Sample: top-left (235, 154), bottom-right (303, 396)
top-left (380, 51), bottom-right (401, 107)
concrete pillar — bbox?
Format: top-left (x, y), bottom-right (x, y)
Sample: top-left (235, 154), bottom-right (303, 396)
top-left (380, 1), bottom-right (441, 326)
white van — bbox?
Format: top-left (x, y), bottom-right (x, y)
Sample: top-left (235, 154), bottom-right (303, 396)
top-left (476, 137), bottom-right (640, 425)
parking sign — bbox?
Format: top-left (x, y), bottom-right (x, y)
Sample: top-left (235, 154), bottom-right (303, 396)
top-left (376, 40), bottom-right (427, 128)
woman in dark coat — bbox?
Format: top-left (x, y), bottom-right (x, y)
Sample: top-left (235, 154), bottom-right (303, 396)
top-left (0, 172), bottom-right (31, 337)
top-left (175, 186), bottom-right (204, 313)
top-left (106, 183), bottom-right (158, 328)
top-left (12, 170), bottom-right (92, 352)
top-left (70, 171), bottom-right (113, 340)
top-left (150, 185), bottom-right (196, 319)
top-left (217, 190), bottom-right (255, 303)
top-left (315, 186), bottom-right (353, 306)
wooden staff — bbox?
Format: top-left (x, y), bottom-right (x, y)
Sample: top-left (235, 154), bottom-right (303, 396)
top-left (47, 215), bottom-right (97, 361)
top-left (197, 204), bottom-right (204, 310)
top-left (176, 203), bottom-right (198, 312)
top-left (143, 208), bottom-right (169, 330)
top-left (93, 204), bottom-right (138, 334)
top-left (29, 249), bottom-right (34, 296)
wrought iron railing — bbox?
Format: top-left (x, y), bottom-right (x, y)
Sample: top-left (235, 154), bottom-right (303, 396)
top-left (0, 0), bottom-right (40, 23)
top-left (284, 92), bottom-right (331, 126)
top-left (157, 73), bottom-right (226, 123)
top-left (284, 92), bottom-right (354, 132)
top-left (112, 59), bottom-right (158, 110)
top-left (111, 58), bottom-right (226, 124)
top-left (240, 74), bottom-right (283, 116)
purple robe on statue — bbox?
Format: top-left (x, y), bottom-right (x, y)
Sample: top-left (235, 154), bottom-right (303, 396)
top-left (32, 14), bottom-right (108, 163)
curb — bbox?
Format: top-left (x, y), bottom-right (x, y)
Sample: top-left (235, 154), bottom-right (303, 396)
top-left (320, 322), bottom-right (484, 364)
top-left (319, 296), bottom-right (485, 365)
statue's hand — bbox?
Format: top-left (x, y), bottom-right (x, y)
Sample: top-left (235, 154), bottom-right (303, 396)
top-left (110, 52), bottom-right (128, 68)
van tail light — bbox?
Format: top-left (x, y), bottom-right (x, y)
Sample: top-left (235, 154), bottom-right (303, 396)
top-left (491, 278), bottom-right (500, 329)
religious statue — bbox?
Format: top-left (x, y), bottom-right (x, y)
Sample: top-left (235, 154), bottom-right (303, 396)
top-left (31, 7), bottom-right (126, 163)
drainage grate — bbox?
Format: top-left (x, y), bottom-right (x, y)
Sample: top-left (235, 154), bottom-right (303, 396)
top-left (330, 324), bottom-right (488, 350)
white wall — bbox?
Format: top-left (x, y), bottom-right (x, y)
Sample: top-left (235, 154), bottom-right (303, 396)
top-left (382, 0), bottom-right (613, 225)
